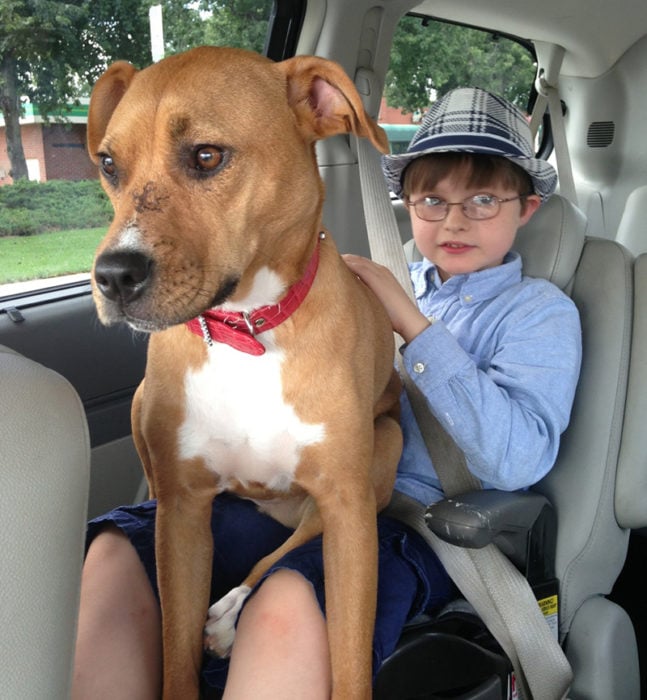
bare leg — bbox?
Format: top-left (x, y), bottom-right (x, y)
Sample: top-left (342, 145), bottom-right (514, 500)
top-left (72, 526), bottom-right (162, 700)
top-left (223, 569), bottom-right (331, 699)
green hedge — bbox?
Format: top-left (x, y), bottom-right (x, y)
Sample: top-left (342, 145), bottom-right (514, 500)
top-left (0, 179), bottom-right (112, 237)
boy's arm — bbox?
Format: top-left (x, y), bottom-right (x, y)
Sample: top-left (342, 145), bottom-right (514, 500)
top-left (401, 292), bottom-right (582, 491)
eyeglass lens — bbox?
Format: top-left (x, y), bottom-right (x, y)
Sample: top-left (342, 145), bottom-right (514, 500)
top-left (411, 194), bottom-right (521, 221)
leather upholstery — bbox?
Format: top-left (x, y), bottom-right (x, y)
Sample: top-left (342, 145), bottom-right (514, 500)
top-left (0, 345), bottom-right (90, 699)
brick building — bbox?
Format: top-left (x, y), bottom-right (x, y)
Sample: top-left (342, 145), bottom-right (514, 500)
top-left (0, 101), bottom-right (96, 186)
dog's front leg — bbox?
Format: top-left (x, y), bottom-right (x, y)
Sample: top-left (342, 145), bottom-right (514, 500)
top-left (155, 461), bottom-right (219, 700)
top-left (130, 380), bottom-right (157, 498)
top-left (318, 473), bottom-right (378, 700)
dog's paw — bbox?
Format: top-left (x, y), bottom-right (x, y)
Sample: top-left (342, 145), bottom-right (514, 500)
top-left (204, 584), bottom-right (252, 658)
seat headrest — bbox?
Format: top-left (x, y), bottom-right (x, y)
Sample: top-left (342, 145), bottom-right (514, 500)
top-left (513, 194), bottom-right (587, 290)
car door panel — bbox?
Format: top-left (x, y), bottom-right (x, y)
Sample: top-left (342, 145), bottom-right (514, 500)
top-left (0, 286), bottom-right (148, 513)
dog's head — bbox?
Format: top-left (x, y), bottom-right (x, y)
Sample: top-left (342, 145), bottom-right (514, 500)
top-left (87, 47), bottom-right (388, 331)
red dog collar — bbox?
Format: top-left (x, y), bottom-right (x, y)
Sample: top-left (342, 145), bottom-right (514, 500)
top-left (186, 237), bottom-right (322, 356)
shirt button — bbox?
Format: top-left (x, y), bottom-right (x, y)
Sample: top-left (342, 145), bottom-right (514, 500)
top-left (464, 295), bottom-right (473, 303)
top-left (413, 362), bottom-right (425, 374)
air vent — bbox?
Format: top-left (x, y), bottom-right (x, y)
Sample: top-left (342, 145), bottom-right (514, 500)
top-left (587, 121), bottom-right (615, 148)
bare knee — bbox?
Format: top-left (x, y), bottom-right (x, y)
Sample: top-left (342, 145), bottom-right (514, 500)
top-left (225, 570), bottom-right (331, 698)
top-left (240, 569), bottom-right (323, 640)
top-left (80, 525), bottom-right (160, 632)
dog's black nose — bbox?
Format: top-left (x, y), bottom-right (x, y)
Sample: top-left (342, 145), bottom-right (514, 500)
top-left (94, 250), bottom-right (153, 304)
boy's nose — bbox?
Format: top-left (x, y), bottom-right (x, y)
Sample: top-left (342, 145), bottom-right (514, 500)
top-left (443, 203), bottom-right (470, 228)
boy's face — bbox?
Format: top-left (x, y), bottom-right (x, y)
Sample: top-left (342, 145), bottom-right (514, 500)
top-left (408, 173), bottom-right (541, 281)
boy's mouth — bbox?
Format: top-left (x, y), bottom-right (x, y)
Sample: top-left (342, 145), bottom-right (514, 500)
top-left (440, 241), bottom-right (475, 253)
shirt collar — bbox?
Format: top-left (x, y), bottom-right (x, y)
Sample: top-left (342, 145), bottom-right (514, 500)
top-left (410, 251), bottom-right (523, 304)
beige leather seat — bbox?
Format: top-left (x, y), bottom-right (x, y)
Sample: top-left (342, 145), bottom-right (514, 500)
top-left (0, 345), bottom-right (90, 699)
top-left (616, 185), bottom-right (647, 255)
top-left (529, 198), bottom-right (637, 699)
top-left (616, 252), bottom-right (647, 530)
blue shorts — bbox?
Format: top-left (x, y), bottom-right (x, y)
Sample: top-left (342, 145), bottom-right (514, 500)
top-left (87, 492), bottom-right (453, 689)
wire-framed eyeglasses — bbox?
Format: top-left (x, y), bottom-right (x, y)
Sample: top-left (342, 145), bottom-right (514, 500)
top-left (405, 193), bottom-right (530, 222)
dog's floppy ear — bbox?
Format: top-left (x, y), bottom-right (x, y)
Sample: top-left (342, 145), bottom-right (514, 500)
top-left (278, 56), bottom-right (389, 154)
top-left (87, 61), bottom-right (138, 159)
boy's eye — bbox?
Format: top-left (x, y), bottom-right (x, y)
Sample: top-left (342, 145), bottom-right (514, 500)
top-left (471, 194), bottom-right (498, 207)
top-left (422, 196), bottom-right (444, 207)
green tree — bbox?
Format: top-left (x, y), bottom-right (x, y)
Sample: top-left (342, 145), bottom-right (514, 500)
top-left (0, 0), bottom-right (90, 179)
top-left (200, 0), bottom-right (271, 51)
top-left (153, 0), bottom-right (205, 55)
top-left (0, 0), bottom-right (152, 181)
top-left (385, 16), bottom-right (535, 115)
top-left (160, 0), bottom-right (272, 55)
top-left (83, 1), bottom-right (272, 71)
top-left (86, 0), bottom-right (152, 68)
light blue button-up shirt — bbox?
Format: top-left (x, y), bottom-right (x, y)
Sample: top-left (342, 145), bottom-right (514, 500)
top-left (395, 251), bottom-right (582, 506)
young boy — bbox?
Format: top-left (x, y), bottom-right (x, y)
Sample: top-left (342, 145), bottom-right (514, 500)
top-left (73, 87), bottom-right (581, 698)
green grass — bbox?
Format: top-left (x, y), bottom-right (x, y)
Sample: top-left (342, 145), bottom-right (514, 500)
top-left (0, 227), bottom-right (107, 284)
top-left (0, 180), bottom-right (112, 237)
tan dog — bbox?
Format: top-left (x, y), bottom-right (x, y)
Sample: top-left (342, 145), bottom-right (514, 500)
top-left (87, 46), bottom-right (402, 699)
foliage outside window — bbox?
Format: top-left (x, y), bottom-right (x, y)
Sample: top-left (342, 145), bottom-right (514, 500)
top-left (385, 16), bottom-right (535, 115)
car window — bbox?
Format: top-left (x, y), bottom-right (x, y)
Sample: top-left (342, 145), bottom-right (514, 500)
top-left (0, 0), bottom-right (274, 298)
top-left (381, 15), bottom-right (537, 156)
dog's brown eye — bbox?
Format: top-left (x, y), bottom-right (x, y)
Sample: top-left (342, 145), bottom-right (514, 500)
top-left (193, 146), bottom-right (224, 172)
top-left (100, 154), bottom-right (117, 178)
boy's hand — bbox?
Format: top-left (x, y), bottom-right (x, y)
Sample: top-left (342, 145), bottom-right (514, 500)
top-left (343, 254), bottom-right (431, 343)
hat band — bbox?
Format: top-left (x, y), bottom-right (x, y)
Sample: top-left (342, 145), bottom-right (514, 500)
top-left (409, 132), bottom-right (531, 160)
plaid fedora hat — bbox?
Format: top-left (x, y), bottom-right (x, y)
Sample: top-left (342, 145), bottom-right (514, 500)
top-left (382, 87), bottom-right (557, 201)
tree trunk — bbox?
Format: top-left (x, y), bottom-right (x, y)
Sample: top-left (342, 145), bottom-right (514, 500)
top-left (0, 54), bottom-right (29, 181)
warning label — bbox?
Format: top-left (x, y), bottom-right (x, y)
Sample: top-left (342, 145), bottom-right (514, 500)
top-left (537, 594), bottom-right (559, 640)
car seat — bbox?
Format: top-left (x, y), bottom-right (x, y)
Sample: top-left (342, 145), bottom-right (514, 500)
top-left (0, 345), bottom-right (90, 699)
top-left (375, 194), bottom-right (640, 699)
top-left (616, 185), bottom-right (647, 256)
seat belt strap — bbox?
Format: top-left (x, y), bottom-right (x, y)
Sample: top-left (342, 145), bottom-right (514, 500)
top-left (529, 92), bottom-right (548, 141)
top-left (356, 133), bottom-right (572, 699)
top-left (544, 83), bottom-right (578, 206)
top-left (529, 50), bottom-right (578, 206)
top-left (397, 360), bottom-right (482, 495)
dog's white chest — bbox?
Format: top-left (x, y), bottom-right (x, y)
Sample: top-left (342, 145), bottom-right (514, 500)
top-left (177, 334), bottom-right (325, 491)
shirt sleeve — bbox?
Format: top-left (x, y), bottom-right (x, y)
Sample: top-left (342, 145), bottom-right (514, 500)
top-left (400, 287), bottom-right (582, 491)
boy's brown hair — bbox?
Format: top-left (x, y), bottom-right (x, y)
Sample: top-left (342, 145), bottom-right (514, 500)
top-left (402, 152), bottom-right (535, 212)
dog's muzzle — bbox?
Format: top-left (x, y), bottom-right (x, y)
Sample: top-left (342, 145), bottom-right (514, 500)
top-left (94, 250), bottom-right (153, 306)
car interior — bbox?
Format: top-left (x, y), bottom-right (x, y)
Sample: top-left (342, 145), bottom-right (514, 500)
top-left (2, 0), bottom-right (647, 698)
